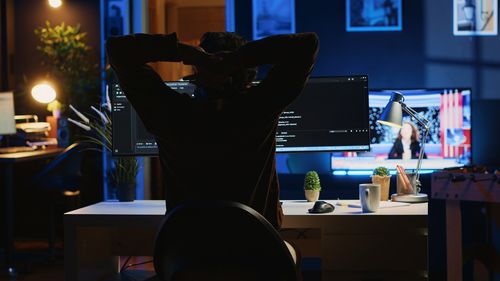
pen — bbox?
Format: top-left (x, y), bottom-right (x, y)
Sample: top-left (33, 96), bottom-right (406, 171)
top-left (396, 164), bottom-right (413, 193)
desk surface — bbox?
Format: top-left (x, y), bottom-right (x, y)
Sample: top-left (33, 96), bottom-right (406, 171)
top-left (66, 200), bottom-right (428, 216)
top-left (64, 200), bottom-right (428, 281)
top-left (0, 147), bottom-right (63, 163)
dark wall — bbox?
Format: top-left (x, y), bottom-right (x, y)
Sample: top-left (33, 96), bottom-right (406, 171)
top-left (13, 0), bottom-right (100, 117)
top-left (235, 0), bottom-right (500, 167)
top-left (10, 0), bottom-right (103, 239)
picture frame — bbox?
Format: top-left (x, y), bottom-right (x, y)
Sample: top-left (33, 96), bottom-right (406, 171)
top-left (105, 0), bottom-right (130, 38)
top-left (252, 0), bottom-right (295, 40)
top-left (346, 0), bottom-right (402, 32)
top-left (453, 0), bottom-right (497, 36)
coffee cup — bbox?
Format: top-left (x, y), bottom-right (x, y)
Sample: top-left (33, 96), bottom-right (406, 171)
top-left (359, 183), bottom-right (380, 213)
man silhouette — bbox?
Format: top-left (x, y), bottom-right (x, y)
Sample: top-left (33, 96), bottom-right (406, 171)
top-left (107, 31), bottom-right (318, 228)
top-left (107, 32), bottom-right (318, 271)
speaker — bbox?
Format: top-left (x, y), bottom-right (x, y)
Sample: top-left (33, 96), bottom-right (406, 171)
top-left (57, 117), bottom-right (70, 148)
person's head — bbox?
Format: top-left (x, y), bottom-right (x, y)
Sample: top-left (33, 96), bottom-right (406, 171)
top-left (397, 121), bottom-right (420, 142)
top-left (195, 32), bottom-right (257, 97)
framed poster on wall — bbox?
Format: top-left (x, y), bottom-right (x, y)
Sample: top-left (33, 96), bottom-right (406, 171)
top-left (453, 0), bottom-right (498, 36)
top-left (346, 0), bottom-right (402, 32)
top-left (252, 0), bottom-right (295, 40)
top-left (105, 0), bottom-right (130, 38)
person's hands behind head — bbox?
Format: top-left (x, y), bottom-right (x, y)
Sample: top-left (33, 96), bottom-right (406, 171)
top-left (178, 42), bottom-right (221, 67)
top-left (213, 51), bottom-right (241, 75)
top-left (189, 50), bottom-right (240, 94)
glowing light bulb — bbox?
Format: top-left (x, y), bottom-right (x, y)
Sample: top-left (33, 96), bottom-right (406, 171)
top-left (48, 0), bottom-right (62, 8)
top-left (32, 83), bottom-right (57, 104)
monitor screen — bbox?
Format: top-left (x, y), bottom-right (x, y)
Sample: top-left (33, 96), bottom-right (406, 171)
top-left (111, 81), bottom-right (196, 156)
top-left (331, 88), bottom-right (472, 175)
top-left (276, 75), bottom-right (370, 152)
top-left (111, 75), bottom-right (371, 156)
top-left (0, 91), bottom-right (16, 135)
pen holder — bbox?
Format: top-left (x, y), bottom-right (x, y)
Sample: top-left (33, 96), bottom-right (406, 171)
top-left (396, 172), bottom-right (417, 195)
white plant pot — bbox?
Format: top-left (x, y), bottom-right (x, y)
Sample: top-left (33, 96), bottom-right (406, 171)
top-left (304, 190), bottom-right (320, 202)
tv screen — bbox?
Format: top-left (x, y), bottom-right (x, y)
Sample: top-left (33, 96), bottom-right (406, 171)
top-left (331, 88), bottom-right (472, 175)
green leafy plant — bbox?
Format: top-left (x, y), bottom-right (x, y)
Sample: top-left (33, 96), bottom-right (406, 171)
top-left (304, 171), bottom-right (321, 191)
top-left (68, 101), bottom-right (139, 186)
top-left (34, 21), bottom-right (99, 111)
top-left (373, 166), bottom-right (390, 177)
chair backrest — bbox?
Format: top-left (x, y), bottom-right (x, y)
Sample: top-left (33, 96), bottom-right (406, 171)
top-left (33, 142), bottom-right (90, 192)
top-left (153, 200), bottom-right (298, 281)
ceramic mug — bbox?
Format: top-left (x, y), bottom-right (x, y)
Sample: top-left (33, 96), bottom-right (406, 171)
top-left (359, 183), bottom-right (380, 213)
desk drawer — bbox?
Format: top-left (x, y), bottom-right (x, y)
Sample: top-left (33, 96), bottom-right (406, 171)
top-left (322, 233), bottom-right (428, 271)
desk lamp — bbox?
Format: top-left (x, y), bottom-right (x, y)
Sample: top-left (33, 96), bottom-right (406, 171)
top-left (32, 82), bottom-right (60, 143)
top-left (377, 92), bottom-right (429, 203)
top-left (32, 82), bottom-right (56, 104)
top-left (32, 82), bottom-right (61, 116)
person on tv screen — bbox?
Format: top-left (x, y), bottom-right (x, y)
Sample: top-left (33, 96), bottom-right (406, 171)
top-left (106, 31), bottom-right (319, 274)
top-left (388, 121), bottom-right (427, 160)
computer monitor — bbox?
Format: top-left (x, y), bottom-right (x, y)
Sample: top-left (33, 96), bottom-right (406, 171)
top-left (111, 75), bottom-right (371, 156)
top-left (111, 81), bottom-right (196, 156)
top-left (276, 76), bottom-right (370, 152)
top-left (0, 91), bottom-right (16, 136)
top-left (331, 88), bottom-right (472, 175)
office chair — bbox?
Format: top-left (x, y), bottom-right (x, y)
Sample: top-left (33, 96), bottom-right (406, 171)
top-left (32, 142), bottom-right (90, 259)
top-left (122, 200), bottom-right (299, 281)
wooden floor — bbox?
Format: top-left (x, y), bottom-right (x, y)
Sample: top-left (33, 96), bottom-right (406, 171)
top-left (1, 240), bottom-right (321, 281)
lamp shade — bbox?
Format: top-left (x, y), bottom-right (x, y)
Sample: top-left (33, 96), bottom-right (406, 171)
top-left (377, 91), bottom-right (404, 128)
top-left (31, 83), bottom-right (57, 104)
top-left (48, 0), bottom-right (62, 8)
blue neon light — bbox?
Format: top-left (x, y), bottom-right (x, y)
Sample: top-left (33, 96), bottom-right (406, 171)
top-left (332, 169), bottom-right (436, 176)
top-left (333, 170), bottom-right (348, 176)
top-left (226, 0), bottom-right (235, 32)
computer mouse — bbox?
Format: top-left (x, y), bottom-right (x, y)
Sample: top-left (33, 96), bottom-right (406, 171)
top-left (308, 200), bottom-right (335, 214)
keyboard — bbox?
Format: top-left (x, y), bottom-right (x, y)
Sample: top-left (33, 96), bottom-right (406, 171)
top-left (0, 146), bottom-right (38, 154)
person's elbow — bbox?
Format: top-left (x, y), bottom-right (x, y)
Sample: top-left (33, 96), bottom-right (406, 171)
top-left (106, 37), bottom-right (119, 59)
top-left (302, 33), bottom-right (319, 53)
top-left (297, 32), bottom-right (319, 61)
top-left (105, 36), bottom-right (126, 65)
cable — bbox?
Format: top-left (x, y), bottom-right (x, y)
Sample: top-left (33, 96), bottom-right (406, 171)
top-left (121, 259), bottom-right (154, 271)
top-left (120, 256), bottom-right (132, 272)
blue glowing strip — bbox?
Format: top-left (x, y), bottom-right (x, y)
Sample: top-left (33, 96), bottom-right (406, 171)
top-left (277, 145), bottom-right (369, 152)
top-left (100, 0), bottom-right (108, 200)
top-left (332, 169), bottom-right (436, 176)
top-left (347, 170), bottom-right (373, 176)
top-left (333, 171), bottom-right (347, 176)
top-left (132, 0), bottom-right (145, 200)
top-left (226, 0), bottom-right (235, 32)
top-left (132, 0), bottom-right (144, 33)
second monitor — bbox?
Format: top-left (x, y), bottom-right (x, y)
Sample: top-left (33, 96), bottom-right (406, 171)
top-left (111, 75), bottom-right (370, 156)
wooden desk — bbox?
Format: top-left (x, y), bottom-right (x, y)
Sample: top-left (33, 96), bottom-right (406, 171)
top-left (64, 200), bottom-right (428, 281)
top-left (0, 147), bottom-right (63, 274)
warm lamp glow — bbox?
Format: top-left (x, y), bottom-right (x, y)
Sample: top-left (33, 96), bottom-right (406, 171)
top-left (377, 120), bottom-right (402, 128)
top-left (32, 83), bottom-right (57, 104)
top-left (48, 0), bottom-right (62, 8)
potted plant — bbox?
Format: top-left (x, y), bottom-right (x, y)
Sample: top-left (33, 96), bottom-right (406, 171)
top-left (34, 21), bottom-right (99, 111)
top-left (67, 98), bottom-right (139, 201)
top-left (304, 171), bottom-right (321, 202)
top-left (372, 166), bottom-right (391, 201)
